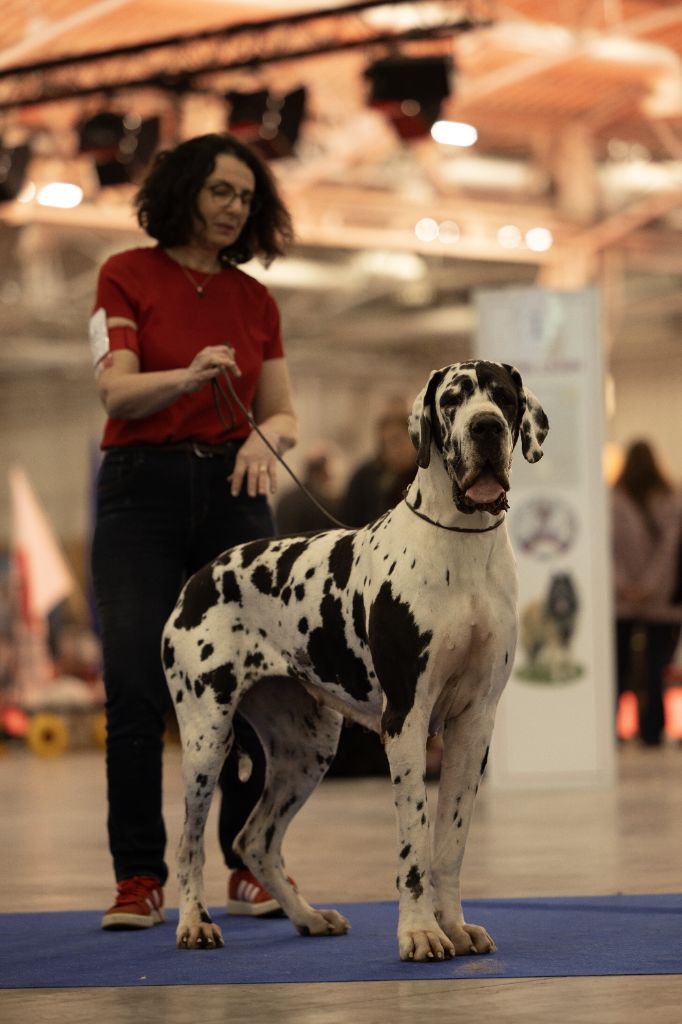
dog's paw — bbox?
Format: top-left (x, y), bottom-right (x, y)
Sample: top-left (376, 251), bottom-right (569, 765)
top-left (445, 921), bottom-right (497, 955)
top-left (176, 921), bottom-right (224, 950)
top-left (296, 908), bottom-right (350, 937)
top-left (398, 927), bottom-right (456, 962)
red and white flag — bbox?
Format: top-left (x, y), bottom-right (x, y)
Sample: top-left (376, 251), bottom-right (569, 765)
top-left (8, 466), bottom-right (75, 706)
top-left (9, 464), bottom-right (75, 623)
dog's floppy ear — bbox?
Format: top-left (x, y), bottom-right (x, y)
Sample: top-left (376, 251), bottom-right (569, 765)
top-left (409, 368), bottom-right (446, 468)
top-left (503, 363), bottom-right (549, 464)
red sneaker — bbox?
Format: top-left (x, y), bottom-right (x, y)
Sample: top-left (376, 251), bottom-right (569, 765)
top-left (101, 875), bottom-right (164, 930)
top-left (227, 868), bottom-right (290, 918)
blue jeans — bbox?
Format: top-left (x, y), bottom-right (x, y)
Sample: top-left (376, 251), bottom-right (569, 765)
top-left (91, 446), bottom-right (275, 884)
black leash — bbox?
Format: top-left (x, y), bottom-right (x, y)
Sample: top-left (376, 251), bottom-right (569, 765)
top-left (212, 370), bottom-right (351, 529)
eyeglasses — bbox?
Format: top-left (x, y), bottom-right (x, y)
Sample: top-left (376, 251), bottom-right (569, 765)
top-left (203, 183), bottom-right (261, 215)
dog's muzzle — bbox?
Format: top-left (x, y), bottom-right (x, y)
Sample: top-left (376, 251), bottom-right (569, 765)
top-left (447, 413), bottom-right (511, 515)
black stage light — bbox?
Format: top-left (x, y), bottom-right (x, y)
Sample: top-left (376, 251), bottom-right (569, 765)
top-left (0, 142), bottom-right (31, 202)
top-left (78, 113), bottom-right (160, 186)
top-left (364, 55), bottom-right (453, 140)
top-left (227, 87), bottom-right (306, 159)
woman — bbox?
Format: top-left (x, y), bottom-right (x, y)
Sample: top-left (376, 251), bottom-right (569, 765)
top-left (612, 440), bottom-right (682, 746)
top-left (91, 133), bottom-right (298, 929)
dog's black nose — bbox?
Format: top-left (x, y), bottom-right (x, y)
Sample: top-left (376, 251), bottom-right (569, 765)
top-left (470, 414), bottom-right (503, 439)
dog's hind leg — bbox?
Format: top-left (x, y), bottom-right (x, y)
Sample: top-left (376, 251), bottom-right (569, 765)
top-left (234, 677), bottom-right (350, 938)
top-left (175, 704), bottom-right (234, 950)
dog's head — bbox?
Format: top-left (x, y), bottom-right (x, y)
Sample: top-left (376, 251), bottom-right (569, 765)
top-left (408, 360), bottom-right (549, 514)
top-left (547, 573), bottom-right (578, 620)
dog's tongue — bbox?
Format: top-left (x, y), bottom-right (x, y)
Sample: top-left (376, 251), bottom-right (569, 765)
top-left (465, 471), bottom-right (504, 504)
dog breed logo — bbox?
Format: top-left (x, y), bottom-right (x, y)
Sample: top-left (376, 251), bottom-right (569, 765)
top-left (163, 360), bottom-right (548, 961)
top-left (518, 571), bottom-right (581, 683)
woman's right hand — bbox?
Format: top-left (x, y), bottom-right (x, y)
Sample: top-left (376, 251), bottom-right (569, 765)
top-left (185, 345), bottom-right (241, 393)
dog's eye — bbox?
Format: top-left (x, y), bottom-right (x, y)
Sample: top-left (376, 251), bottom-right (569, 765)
top-left (493, 389), bottom-right (514, 408)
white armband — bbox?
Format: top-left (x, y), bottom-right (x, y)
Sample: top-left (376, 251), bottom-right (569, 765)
top-left (88, 308), bottom-right (110, 369)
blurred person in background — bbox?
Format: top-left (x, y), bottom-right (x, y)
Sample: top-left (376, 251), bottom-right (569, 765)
top-left (612, 439), bottom-right (682, 746)
top-left (275, 440), bottom-right (344, 534)
top-left (90, 133), bottom-right (298, 931)
top-left (341, 399), bottom-right (416, 528)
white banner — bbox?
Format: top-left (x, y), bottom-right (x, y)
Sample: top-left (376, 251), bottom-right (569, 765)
top-left (475, 287), bottom-right (615, 789)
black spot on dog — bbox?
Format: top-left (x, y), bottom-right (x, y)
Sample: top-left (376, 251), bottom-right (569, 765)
top-left (173, 565), bottom-right (220, 630)
top-left (244, 651), bottom-right (264, 669)
top-left (175, 690), bottom-right (183, 703)
top-left (221, 569), bottom-right (242, 606)
top-left (305, 567), bottom-right (315, 579)
top-left (298, 617), bottom-right (309, 635)
top-left (329, 534), bottom-right (354, 590)
top-left (352, 592), bottom-right (367, 645)
top-left (200, 643), bottom-right (214, 662)
top-left (413, 489), bottom-right (422, 510)
top-left (162, 636), bottom-right (175, 669)
top-left (369, 582), bottom-right (432, 737)
top-left (405, 865), bottom-right (423, 900)
top-left (241, 538), bottom-right (271, 569)
top-left (505, 651), bottom-right (509, 664)
top-left (252, 563), bottom-right (274, 595)
top-left (281, 585), bottom-right (292, 605)
top-left (264, 823), bottom-right (276, 853)
top-left (194, 678), bottom-right (205, 698)
top-left (196, 773), bottom-right (208, 788)
top-left (294, 584), bottom-right (305, 601)
top-left (197, 662), bottom-right (238, 706)
top-left (307, 593), bottom-right (372, 700)
top-left (275, 539), bottom-right (310, 592)
top-left (400, 843), bottom-right (411, 859)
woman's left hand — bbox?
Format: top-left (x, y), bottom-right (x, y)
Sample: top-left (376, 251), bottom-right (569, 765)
top-left (229, 434), bottom-right (278, 498)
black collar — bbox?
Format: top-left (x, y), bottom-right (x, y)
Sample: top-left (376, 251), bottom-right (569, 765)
top-left (404, 498), bottom-right (506, 534)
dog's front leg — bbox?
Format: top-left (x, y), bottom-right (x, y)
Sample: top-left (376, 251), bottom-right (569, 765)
top-left (384, 708), bottom-right (456, 962)
top-left (430, 704), bottom-right (497, 955)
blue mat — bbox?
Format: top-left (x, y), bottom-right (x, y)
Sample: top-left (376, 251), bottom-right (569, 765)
top-left (1, 895), bottom-right (681, 989)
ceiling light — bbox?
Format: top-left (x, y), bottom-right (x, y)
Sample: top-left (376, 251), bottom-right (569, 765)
top-left (365, 56), bottom-right (453, 140)
top-left (227, 87), bottom-right (307, 160)
top-left (431, 121), bottom-right (477, 147)
top-left (498, 224), bottom-right (522, 249)
top-left (525, 227), bottom-right (554, 252)
top-left (77, 112), bottom-right (160, 186)
top-left (37, 183), bottom-right (83, 209)
top-left (415, 217), bottom-right (439, 242)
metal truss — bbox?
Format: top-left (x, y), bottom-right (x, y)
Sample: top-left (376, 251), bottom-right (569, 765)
top-left (0, 0), bottom-right (493, 111)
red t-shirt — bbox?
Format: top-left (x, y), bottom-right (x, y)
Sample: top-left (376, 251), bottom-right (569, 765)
top-left (94, 246), bottom-right (284, 448)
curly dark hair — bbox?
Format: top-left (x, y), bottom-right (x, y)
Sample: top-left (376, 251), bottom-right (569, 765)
top-left (134, 133), bottom-right (294, 265)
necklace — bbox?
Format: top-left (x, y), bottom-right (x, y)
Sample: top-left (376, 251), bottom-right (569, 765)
top-left (177, 262), bottom-right (217, 298)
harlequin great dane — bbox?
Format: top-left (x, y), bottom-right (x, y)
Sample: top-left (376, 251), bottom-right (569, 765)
top-left (162, 359), bottom-right (548, 962)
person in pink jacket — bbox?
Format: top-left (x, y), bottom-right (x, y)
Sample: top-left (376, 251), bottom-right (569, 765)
top-left (612, 440), bottom-right (682, 745)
